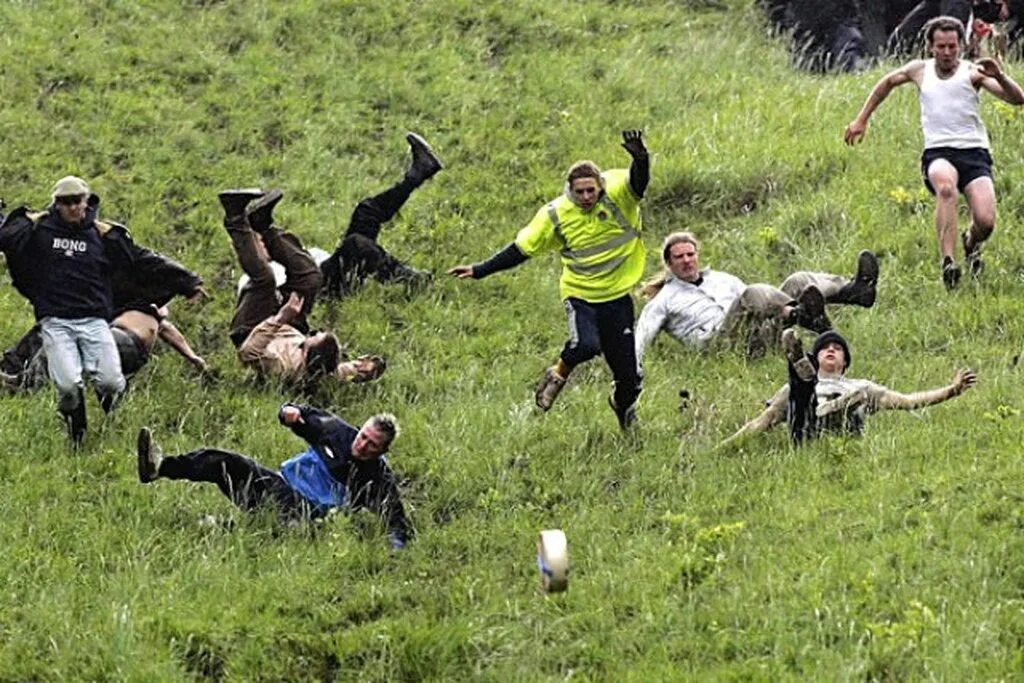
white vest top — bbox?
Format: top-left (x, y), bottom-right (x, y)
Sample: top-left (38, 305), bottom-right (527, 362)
top-left (918, 59), bottom-right (989, 150)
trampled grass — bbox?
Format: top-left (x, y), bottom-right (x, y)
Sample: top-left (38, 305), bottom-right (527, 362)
top-left (1, 0), bottom-right (1023, 679)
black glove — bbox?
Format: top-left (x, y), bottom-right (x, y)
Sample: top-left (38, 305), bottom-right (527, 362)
top-left (621, 129), bottom-right (648, 159)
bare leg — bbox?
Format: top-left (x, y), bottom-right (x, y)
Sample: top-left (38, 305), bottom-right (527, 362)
top-left (963, 175), bottom-right (996, 276)
top-left (927, 159), bottom-right (961, 261)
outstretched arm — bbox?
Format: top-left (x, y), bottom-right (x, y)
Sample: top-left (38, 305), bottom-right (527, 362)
top-left (634, 296), bottom-right (668, 366)
top-left (157, 319), bottom-right (209, 372)
top-left (874, 368), bottom-right (977, 411)
top-left (844, 62), bottom-right (920, 145)
top-left (447, 243), bottom-right (528, 280)
top-left (718, 385), bottom-right (789, 449)
top-left (975, 59), bottom-right (1024, 105)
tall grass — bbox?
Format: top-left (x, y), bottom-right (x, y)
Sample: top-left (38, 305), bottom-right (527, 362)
top-left (0, 0), bottom-right (1022, 679)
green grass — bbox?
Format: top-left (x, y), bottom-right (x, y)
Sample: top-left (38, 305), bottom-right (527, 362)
top-left (1, 0), bottom-right (1024, 679)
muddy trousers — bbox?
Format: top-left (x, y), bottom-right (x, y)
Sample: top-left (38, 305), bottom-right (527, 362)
top-left (227, 219), bottom-right (323, 348)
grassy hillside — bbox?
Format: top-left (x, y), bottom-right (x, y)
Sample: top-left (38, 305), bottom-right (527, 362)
top-left (1, 0), bottom-right (1023, 679)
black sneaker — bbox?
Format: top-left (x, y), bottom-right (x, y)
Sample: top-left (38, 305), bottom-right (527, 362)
top-left (388, 262), bottom-right (433, 290)
top-left (137, 427), bottom-right (162, 483)
top-left (217, 188), bottom-right (264, 218)
top-left (962, 231), bottom-right (984, 278)
top-left (782, 329), bottom-right (815, 382)
top-left (405, 133), bottom-right (443, 185)
top-left (942, 256), bottom-right (961, 291)
top-left (608, 393), bottom-right (639, 431)
top-left (246, 188), bottom-right (284, 233)
top-left (795, 286), bottom-right (832, 333)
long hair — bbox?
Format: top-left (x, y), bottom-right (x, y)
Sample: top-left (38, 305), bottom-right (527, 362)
top-left (640, 231), bottom-right (700, 300)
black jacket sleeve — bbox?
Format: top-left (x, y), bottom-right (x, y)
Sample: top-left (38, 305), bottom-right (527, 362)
top-left (628, 155), bottom-right (650, 199)
top-left (112, 241), bottom-right (204, 311)
top-left (0, 208), bottom-right (42, 301)
top-left (472, 242), bottom-right (529, 279)
top-left (279, 403), bottom-right (348, 448)
top-left (0, 207), bottom-right (35, 257)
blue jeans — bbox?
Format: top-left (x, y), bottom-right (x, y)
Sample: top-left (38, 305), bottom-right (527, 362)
top-left (40, 317), bottom-right (125, 412)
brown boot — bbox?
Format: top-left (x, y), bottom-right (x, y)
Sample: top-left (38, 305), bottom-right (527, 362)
top-left (535, 366), bottom-right (567, 411)
top-left (137, 427), bottom-right (163, 484)
top-left (246, 188), bottom-right (284, 233)
top-left (218, 188), bottom-right (264, 220)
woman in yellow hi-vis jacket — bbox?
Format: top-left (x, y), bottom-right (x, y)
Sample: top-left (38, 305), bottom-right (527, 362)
top-left (449, 130), bottom-right (650, 429)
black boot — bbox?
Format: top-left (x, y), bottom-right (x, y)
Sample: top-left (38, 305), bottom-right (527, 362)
top-left (830, 250), bottom-right (878, 307)
top-left (62, 390), bottom-right (87, 448)
top-left (246, 188), bottom-right (284, 233)
top-left (218, 188), bottom-right (264, 223)
top-left (608, 392), bottom-right (639, 431)
top-left (792, 286), bottom-right (832, 333)
top-left (405, 133), bottom-right (443, 186)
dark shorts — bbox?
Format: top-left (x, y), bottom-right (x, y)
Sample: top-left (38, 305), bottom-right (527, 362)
top-left (921, 147), bottom-right (993, 195)
top-left (111, 326), bottom-right (149, 376)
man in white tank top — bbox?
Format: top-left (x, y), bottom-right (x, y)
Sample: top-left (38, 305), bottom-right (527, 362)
top-left (844, 15), bottom-right (1024, 290)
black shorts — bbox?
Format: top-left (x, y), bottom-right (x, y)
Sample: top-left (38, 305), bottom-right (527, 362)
top-left (921, 147), bottom-right (993, 195)
top-left (111, 326), bottom-right (150, 376)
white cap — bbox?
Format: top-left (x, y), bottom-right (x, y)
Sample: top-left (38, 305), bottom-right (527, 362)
top-left (51, 175), bottom-right (90, 200)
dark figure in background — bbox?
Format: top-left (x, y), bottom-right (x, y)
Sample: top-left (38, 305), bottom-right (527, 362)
top-left (760, 0), bottom-right (871, 71)
top-left (137, 404), bottom-right (411, 549)
top-left (888, 0), bottom-right (973, 55)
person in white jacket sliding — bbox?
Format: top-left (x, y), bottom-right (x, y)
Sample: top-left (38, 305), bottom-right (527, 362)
top-left (634, 231), bottom-right (878, 362)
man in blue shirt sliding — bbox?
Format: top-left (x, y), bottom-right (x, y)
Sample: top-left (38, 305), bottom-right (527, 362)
top-left (136, 404), bottom-right (411, 549)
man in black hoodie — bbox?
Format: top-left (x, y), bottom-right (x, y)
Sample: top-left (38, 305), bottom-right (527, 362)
top-left (0, 176), bottom-right (135, 445)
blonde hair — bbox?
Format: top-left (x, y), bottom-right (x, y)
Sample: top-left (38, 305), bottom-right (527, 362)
top-left (640, 231), bottom-right (700, 300)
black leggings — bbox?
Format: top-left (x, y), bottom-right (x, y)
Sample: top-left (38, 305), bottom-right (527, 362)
top-left (158, 448), bottom-right (315, 518)
top-left (560, 295), bottom-right (642, 411)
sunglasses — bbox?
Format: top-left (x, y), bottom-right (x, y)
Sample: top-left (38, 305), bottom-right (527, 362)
top-left (55, 194), bottom-right (86, 206)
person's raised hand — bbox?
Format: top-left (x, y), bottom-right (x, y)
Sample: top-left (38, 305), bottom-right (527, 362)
top-left (280, 405), bottom-right (303, 425)
top-left (621, 129), bottom-right (648, 159)
top-left (273, 291), bottom-right (305, 325)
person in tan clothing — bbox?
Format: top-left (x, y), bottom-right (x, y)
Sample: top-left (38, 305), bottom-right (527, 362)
top-left (219, 190), bottom-right (385, 385)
